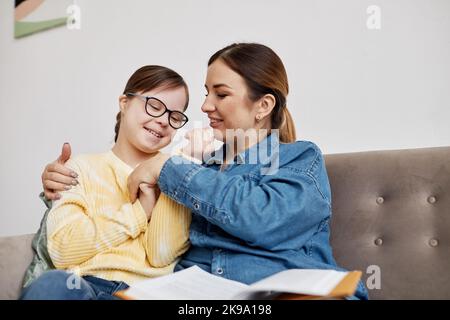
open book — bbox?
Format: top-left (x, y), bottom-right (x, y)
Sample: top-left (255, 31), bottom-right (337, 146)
top-left (115, 266), bottom-right (362, 300)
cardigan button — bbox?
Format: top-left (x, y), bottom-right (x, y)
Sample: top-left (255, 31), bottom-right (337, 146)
top-left (376, 197), bottom-right (384, 204)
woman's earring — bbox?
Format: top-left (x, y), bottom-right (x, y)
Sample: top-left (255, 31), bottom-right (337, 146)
top-left (256, 115), bottom-right (261, 122)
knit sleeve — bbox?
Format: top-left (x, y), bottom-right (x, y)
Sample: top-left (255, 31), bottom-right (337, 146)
top-left (46, 158), bottom-right (148, 269)
top-left (143, 193), bottom-right (191, 267)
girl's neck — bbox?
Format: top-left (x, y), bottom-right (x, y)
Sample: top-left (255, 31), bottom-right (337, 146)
top-left (112, 138), bottom-right (158, 169)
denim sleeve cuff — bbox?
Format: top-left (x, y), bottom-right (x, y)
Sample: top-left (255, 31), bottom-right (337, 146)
top-left (158, 155), bottom-right (203, 202)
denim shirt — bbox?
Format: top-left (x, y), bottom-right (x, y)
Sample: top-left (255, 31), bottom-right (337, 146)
top-left (158, 133), bottom-right (368, 300)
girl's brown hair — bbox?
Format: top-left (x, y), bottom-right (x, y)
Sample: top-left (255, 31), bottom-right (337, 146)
top-left (208, 43), bottom-right (296, 143)
top-left (114, 65), bottom-right (189, 142)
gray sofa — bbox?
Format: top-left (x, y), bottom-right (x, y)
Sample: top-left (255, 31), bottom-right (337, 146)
top-left (1, 146), bottom-right (449, 300)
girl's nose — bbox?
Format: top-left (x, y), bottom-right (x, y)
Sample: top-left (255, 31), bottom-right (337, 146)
top-left (154, 112), bottom-right (169, 127)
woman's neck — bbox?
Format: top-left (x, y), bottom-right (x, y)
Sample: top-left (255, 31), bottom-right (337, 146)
top-left (112, 137), bottom-right (158, 168)
top-left (226, 129), bottom-right (269, 162)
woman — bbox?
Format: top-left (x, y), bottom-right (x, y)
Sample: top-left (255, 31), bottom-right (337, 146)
top-left (41, 43), bottom-right (368, 299)
top-left (22, 65), bottom-right (192, 299)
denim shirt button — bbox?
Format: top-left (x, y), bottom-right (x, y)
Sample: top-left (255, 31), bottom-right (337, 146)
top-left (216, 268), bottom-right (224, 275)
top-left (193, 202), bottom-right (200, 210)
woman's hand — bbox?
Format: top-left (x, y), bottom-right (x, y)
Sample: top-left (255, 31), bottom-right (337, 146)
top-left (127, 153), bottom-right (171, 203)
top-left (138, 183), bottom-right (160, 220)
top-left (42, 143), bottom-right (79, 200)
top-left (181, 127), bottom-right (216, 161)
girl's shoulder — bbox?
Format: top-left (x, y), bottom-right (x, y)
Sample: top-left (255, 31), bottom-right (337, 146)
top-left (65, 152), bottom-right (110, 172)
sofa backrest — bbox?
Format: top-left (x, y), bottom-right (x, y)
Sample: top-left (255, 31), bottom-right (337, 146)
top-left (0, 233), bottom-right (34, 299)
top-left (325, 146), bottom-right (450, 299)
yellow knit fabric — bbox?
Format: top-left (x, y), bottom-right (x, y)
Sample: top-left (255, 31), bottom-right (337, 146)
top-left (46, 151), bottom-right (191, 285)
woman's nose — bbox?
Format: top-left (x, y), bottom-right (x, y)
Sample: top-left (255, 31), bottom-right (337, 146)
top-left (201, 98), bottom-right (215, 113)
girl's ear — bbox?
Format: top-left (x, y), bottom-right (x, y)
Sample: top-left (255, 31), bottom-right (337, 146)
top-left (119, 94), bottom-right (128, 112)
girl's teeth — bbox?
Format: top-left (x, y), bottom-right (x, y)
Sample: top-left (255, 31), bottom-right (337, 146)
top-left (146, 128), bottom-right (161, 138)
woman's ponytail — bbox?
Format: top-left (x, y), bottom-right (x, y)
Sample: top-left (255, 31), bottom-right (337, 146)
top-left (279, 107), bottom-right (296, 143)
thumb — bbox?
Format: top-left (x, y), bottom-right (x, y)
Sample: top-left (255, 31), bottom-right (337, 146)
top-left (139, 183), bottom-right (155, 195)
top-left (58, 142), bottom-right (71, 164)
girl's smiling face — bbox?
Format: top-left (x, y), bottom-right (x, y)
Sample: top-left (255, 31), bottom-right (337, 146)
top-left (119, 86), bottom-right (188, 154)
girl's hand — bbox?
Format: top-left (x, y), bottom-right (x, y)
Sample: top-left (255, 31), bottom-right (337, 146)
top-left (127, 153), bottom-right (170, 203)
top-left (138, 183), bottom-right (160, 220)
top-left (181, 127), bottom-right (216, 162)
top-left (42, 143), bottom-right (79, 200)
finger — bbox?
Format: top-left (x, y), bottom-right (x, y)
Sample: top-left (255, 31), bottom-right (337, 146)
top-left (47, 162), bottom-right (78, 179)
top-left (128, 177), bottom-right (139, 203)
top-left (44, 190), bottom-right (61, 201)
top-left (205, 141), bottom-right (216, 152)
top-left (141, 183), bottom-right (158, 192)
top-left (44, 179), bottom-right (75, 192)
top-left (57, 142), bottom-right (72, 164)
top-left (139, 183), bottom-right (149, 193)
top-left (43, 171), bottom-right (78, 187)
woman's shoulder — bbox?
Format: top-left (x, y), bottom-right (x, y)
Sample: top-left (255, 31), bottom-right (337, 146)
top-left (280, 139), bottom-right (323, 154)
top-left (278, 140), bottom-right (325, 174)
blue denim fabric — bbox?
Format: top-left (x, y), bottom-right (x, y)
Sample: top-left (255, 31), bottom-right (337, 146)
top-left (159, 133), bottom-right (368, 300)
top-left (19, 270), bottom-right (129, 300)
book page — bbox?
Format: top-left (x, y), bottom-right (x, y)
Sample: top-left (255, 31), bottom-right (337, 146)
top-left (123, 266), bottom-right (249, 300)
top-left (239, 269), bottom-right (348, 297)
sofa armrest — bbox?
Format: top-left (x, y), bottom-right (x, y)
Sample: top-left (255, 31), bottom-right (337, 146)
top-left (0, 234), bottom-right (34, 300)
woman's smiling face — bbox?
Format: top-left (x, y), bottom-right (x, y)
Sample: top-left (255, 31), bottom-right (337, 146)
top-left (201, 59), bottom-right (259, 142)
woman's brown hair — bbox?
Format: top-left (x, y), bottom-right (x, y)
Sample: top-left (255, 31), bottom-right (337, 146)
top-left (114, 65), bottom-right (189, 142)
top-left (208, 43), bottom-right (296, 143)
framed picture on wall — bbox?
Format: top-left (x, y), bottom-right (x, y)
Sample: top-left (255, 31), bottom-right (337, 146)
top-left (14, 0), bottom-right (77, 38)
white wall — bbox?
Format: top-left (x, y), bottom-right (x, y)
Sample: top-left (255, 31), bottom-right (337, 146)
top-left (1, 0), bottom-right (449, 236)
